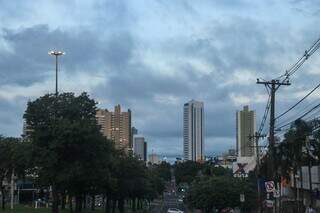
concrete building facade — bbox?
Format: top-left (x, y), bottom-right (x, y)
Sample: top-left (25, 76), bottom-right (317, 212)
top-left (133, 136), bottom-right (147, 161)
top-left (183, 100), bottom-right (204, 161)
top-left (96, 105), bottom-right (132, 152)
top-left (148, 153), bottom-right (160, 165)
top-left (236, 105), bottom-right (256, 157)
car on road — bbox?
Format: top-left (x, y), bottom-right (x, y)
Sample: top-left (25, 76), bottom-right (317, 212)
top-left (167, 208), bottom-right (184, 213)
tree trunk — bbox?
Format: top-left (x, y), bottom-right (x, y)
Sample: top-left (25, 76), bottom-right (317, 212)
top-left (118, 199), bottom-right (124, 213)
top-left (75, 196), bottom-right (82, 213)
top-left (132, 197), bottom-right (136, 211)
top-left (69, 196), bottom-right (74, 213)
top-left (1, 184), bottom-right (5, 210)
top-left (52, 184), bottom-right (59, 213)
top-left (83, 194), bottom-right (86, 209)
top-left (105, 197), bottom-right (111, 213)
top-left (61, 191), bottom-right (66, 210)
top-left (91, 195), bottom-right (95, 211)
top-left (112, 200), bottom-right (116, 213)
top-left (139, 199), bottom-right (143, 209)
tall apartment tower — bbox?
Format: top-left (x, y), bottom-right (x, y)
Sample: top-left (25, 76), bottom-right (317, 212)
top-left (183, 100), bottom-right (204, 161)
top-left (133, 136), bottom-right (147, 161)
top-left (96, 105), bottom-right (132, 152)
top-left (236, 105), bottom-right (256, 157)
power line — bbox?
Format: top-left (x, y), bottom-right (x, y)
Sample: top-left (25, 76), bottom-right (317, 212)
top-left (275, 82), bottom-right (320, 120)
top-left (275, 95), bottom-right (320, 128)
top-left (258, 94), bottom-right (271, 135)
top-left (276, 37), bottom-right (320, 81)
top-left (276, 102), bottom-right (320, 130)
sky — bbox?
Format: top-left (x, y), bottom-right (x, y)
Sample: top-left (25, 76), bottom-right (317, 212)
top-left (1, 0), bottom-right (320, 157)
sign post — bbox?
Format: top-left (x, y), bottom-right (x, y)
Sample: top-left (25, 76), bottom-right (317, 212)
top-left (240, 194), bottom-right (245, 203)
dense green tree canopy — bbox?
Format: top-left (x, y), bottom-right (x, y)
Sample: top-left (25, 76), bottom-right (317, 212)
top-left (21, 92), bottom-right (166, 213)
top-left (187, 176), bottom-right (257, 212)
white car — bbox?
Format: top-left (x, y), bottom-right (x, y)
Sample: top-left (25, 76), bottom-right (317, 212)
top-left (167, 208), bottom-right (184, 213)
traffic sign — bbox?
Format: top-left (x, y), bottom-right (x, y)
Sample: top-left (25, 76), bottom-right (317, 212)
top-left (265, 200), bottom-right (274, 208)
top-left (265, 181), bottom-right (275, 193)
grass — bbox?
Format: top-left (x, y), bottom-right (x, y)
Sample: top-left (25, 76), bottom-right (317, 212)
top-left (0, 205), bottom-right (146, 213)
top-left (0, 205), bottom-right (104, 213)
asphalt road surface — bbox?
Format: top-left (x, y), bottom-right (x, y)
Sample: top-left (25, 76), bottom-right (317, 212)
top-left (151, 168), bottom-right (186, 213)
top-left (160, 192), bottom-right (186, 213)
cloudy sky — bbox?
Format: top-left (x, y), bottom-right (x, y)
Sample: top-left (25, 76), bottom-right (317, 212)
top-left (1, 0), bottom-right (320, 156)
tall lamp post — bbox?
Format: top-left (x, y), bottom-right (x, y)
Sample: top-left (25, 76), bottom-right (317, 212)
top-left (48, 50), bottom-right (65, 96)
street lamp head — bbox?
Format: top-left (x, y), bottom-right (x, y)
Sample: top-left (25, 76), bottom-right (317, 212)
top-left (48, 50), bottom-right (65, 56)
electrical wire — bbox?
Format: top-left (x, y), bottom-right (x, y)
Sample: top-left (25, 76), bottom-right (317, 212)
top-left (275, 94), bottom-right (320, 128)
top-left (276, 102), bottom-right (320, 130)
top-left (258, 94), bottom-right (271, 136)
top-left (275, 82), bottom-right (320, 120)
top-left (276, 37), bottom-right (320, 81)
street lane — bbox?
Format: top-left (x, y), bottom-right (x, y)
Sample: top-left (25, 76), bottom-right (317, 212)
top-left (152, 168), bottom-right (186, 213)
top-left (160, 192), bottom-right (186, 213)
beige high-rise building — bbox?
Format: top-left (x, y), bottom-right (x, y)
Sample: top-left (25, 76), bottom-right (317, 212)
top-left (96, 105), bottom-right (132, 152)
top-left (236, 105), bottom-right (256, 157)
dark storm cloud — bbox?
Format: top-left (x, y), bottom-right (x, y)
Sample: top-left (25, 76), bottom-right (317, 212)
top-left (1, 0), bottom-right (320, 156)
top-left (95, 13), bottom-right (318, 155)
top-left (0, 24), bottom-right (136, 85)
top-left (0, 98), bottom-right (26, 137)
top-left (1, 25), bottom-right (100, 85)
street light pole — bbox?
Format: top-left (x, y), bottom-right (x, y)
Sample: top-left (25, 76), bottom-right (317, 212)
top-left (48, 50), bottom-right (65, 96)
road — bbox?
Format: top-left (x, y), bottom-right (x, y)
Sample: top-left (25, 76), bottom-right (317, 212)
top-left (151, 168), bottom-right (186, 213)
top-left (160, 192), bottom-right (186, 213)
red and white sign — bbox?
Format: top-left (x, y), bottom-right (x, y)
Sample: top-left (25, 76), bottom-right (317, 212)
top-left (265, 181), bottom-right (275, 193)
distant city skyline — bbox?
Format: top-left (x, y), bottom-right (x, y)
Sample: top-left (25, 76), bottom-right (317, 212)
top-left (1, 1), bottom-right (319, 157)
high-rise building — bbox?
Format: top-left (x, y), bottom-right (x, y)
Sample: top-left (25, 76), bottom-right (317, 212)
top-left (148, 153), bottom-right (160, 165)
top-left (131, 127), bottom-right (138, 152)
top-left (236, 105), bottom-right (256, 157)
top-left (133, 136), bottom-right (147, 161)
top-left (96, 105), bottom-right (132, 152)
top-left (183, 100), bottom-right (204, 161)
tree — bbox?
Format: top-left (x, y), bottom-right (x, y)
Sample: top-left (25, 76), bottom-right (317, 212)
top-left (151, 161), bottom-right (171, 181)
top-left (24, 92), bottom-right (113, 213)
top-left (174, 161), bottom-right (202, 185)
top-left (0, 137), bottom-right (30, 211)
top-left (187, 176), bottom-right (257, 212)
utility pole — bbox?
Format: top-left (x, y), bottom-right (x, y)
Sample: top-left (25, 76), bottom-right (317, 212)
top-left (257, 79), bottom-right (290, 212)
top-left (249, 132), bottom-right (266, 213)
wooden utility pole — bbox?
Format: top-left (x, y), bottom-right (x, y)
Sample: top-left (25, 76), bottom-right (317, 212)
top-left (249, 133), bottom-right (266, 213)
top-left (257, 79), bottom-right (290, 177)
top-left (257, 79), bottom-right (290, 212)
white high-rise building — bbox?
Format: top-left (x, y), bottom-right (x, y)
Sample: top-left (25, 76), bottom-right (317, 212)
top-left (183, 100), bottom-right (204, 161)
top-left (236, 105), bottom-right (256, 157)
